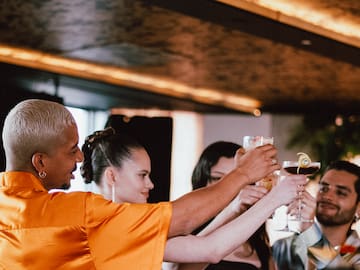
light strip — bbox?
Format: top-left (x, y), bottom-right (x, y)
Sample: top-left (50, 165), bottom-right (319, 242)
top-left (0, 44), bottom-right (261, 115)
top-left (216, 0), bottom-right (360, 49)
top-left (110, 108), bottom-right (173, 118)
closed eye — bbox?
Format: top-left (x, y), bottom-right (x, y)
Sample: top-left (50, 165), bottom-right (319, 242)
top-left (138, 171), bottom-right (150, 179)
top-left (209, 176), bottom-right (222, 182)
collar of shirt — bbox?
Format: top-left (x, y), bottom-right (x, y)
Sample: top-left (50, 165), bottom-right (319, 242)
top-left (0, 171), bottom-right (46, 192)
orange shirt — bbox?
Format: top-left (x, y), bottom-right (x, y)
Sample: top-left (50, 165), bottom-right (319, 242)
top-left (0, 172), bottom-right (172, 270)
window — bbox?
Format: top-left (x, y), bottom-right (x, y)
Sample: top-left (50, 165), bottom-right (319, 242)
top-left (66, 107), bottom-right (108, 192)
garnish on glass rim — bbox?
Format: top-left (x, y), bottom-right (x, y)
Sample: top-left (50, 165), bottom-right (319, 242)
top-left (297, 152), bottom-right (311, 174)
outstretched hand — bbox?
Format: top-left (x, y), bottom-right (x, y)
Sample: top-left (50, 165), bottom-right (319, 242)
top-left (234, 144), bottom-right (280, 185)
top-left (288, 190), bottom-right (316, 231)
top-left (232, 184), bottom-right (268, 214)
top-left (270, 174), bottom-right (307, 206)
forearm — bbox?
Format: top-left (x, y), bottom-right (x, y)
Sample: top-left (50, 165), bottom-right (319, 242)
top-left (198, 185), bottom-right (268, 236)
top-left (164, 235), bottom-right (218, 264)
top-left (168, 168), bottom-right (249, 237)
top-left (197, 197), bottom-right (240, 236)
top-left (210, 191), bottom-right (281, 247)
top-left (166, 191), bottom-right (282, 263)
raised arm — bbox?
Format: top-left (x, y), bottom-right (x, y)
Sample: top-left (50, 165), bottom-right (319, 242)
top-left (165, 174), bottom-right (306, 263)
top-left (197, 184), bottom-right (268, 236)
top-left (176, 185), bottom-right (269, 270)
top-left (168, 144), bottom-right (280, 237)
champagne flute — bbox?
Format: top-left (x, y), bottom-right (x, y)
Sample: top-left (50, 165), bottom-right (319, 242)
top-left (282, 160), bottom-right (320, 222)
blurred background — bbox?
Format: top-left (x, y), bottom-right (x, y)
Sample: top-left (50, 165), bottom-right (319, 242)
top-left (0, 0), bottom-right (359, 204)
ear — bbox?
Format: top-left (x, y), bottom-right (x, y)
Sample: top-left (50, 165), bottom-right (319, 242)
top-left (31, 152), bottom-right (46, 173)
top-left (356, 201), bottom-right (360, 217)
top-left (104, 167), bottom-right (116, 186)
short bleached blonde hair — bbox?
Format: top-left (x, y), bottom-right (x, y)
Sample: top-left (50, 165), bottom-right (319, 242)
top-left (2, 99), bottom-right (76, 169)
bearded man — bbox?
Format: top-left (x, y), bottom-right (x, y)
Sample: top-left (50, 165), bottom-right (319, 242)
top-left (272, 160), bottom-right (360, 270)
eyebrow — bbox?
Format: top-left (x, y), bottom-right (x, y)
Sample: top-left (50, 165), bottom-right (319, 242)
top-left (320, 182), bottom-right (352, 193)
top-left (71, 143), bottom-right (78, 151)
top-left (210, 171), bottom-right (226, 175)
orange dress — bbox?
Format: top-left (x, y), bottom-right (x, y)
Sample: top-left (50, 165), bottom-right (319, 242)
top-left (0, 172), bottom-right (172, 270)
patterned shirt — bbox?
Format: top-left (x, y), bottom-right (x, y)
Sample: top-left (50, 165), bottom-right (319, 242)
top-left (272, 221), bottom-right (360, 270)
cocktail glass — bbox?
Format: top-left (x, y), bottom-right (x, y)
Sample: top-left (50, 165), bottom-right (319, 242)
top-left (283, 160), bottom-right (320, 222)
top-left (242, 136), bottom-right (275, 190)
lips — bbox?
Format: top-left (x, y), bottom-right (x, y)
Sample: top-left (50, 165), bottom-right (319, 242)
top-left (318, 201), bottom-right (338, 211)
top-left (70, 166), bottom-right (77, 179)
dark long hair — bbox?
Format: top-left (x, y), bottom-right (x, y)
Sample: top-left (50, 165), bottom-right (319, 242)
top-left (191, 141), bottom-right (241, 190)
top-left (192, 141), bottom-right (270, 270)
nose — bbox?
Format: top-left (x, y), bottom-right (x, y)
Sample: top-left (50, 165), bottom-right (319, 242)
top-left (320, 188), bottom-right (336, 201)
top-left (146, 177), bottom-right (155, 190)
top-left (77, 148), bottom-right (84, 162)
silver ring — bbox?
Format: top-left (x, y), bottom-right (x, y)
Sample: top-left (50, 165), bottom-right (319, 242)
top-left (271, 159), bottom-right (277, 165)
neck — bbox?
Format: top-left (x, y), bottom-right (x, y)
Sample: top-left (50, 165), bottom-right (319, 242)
top-left (320, 222), bottom-right (352, 247)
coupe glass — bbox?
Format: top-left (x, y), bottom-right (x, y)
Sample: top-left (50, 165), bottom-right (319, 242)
top-left (283, 160), bottom-right (320, 222)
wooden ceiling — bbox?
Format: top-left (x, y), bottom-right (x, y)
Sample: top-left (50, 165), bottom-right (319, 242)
top-left (0, 0), bottom-right (359, 114)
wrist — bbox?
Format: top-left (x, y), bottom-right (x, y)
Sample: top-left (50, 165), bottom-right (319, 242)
top-left (235, 168), bottom-right (251, 184)
top-left (232, 199), bottom-right (246, 215)
top-left (268, 184), bottom-right (290, 207)
top-left (265, 189), bottom-right (283, 209)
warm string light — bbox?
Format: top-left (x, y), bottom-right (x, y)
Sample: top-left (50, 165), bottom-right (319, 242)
top-left (216, 0), bottom-right (360, 49)
top-left (255, 0), bottom-right (359, 38)
top-left (110, 108), bottom-right (173, 118)
top-left (0, 44), bottom-right (261, 115)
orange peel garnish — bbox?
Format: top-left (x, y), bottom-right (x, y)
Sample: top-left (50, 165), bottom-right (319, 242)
top-left (297, 152), bottom-right (311, 174)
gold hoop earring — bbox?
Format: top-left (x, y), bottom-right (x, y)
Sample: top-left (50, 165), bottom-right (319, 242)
top-left (38, 171), bottom-right (47, 179)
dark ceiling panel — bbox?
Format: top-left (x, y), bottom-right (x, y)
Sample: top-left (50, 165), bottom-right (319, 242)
top-left (0, 62), bottom-right (239, 113)
top-left (145, 0), bottom-right (360, 67)
top-left (0, 0), bottom-right (359, 114)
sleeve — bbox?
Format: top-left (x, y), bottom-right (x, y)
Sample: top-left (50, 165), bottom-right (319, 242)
top-left (326, 232), bottom-right (360, 269)
top-left (296, 223), bottom-right (322, 247)
top-left (84, 193), bottom-right (172, 270)
top-left (272, 225), bottom-right (320, 270)
top-left (272, 237), bottom-right (296, 270)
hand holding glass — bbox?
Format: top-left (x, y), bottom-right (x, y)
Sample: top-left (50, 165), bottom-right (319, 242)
top-left (242, 136), bottom-right (275, 190)
top-left (282, 160), bottom-right (320, 222)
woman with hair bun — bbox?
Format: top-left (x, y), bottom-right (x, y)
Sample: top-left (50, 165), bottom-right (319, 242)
top-left (81, 128), bottom-right (304, 267)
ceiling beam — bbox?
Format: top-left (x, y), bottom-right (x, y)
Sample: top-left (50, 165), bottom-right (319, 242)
top-left (0, 44), bottom-right (261, 114)
top-left (217, 0), bottom-right (360, 49)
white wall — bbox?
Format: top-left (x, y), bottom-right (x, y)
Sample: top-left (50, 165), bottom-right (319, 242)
top-left (67, 107), bottom-right (109, 192)
top-left (170, 112), bottom-right (306, 199)
top-left (203, 113), bottom-right (273, 148)
top-left (271, 114), bottom-right (308, 163)
top-left (170, 112), bottom-right (204, 200)
top-left (68, 108), bottom-right (305, 201)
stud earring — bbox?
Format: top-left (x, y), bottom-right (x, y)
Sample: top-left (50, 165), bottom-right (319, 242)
top-left (38, 171), bottom-right (47, 179)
